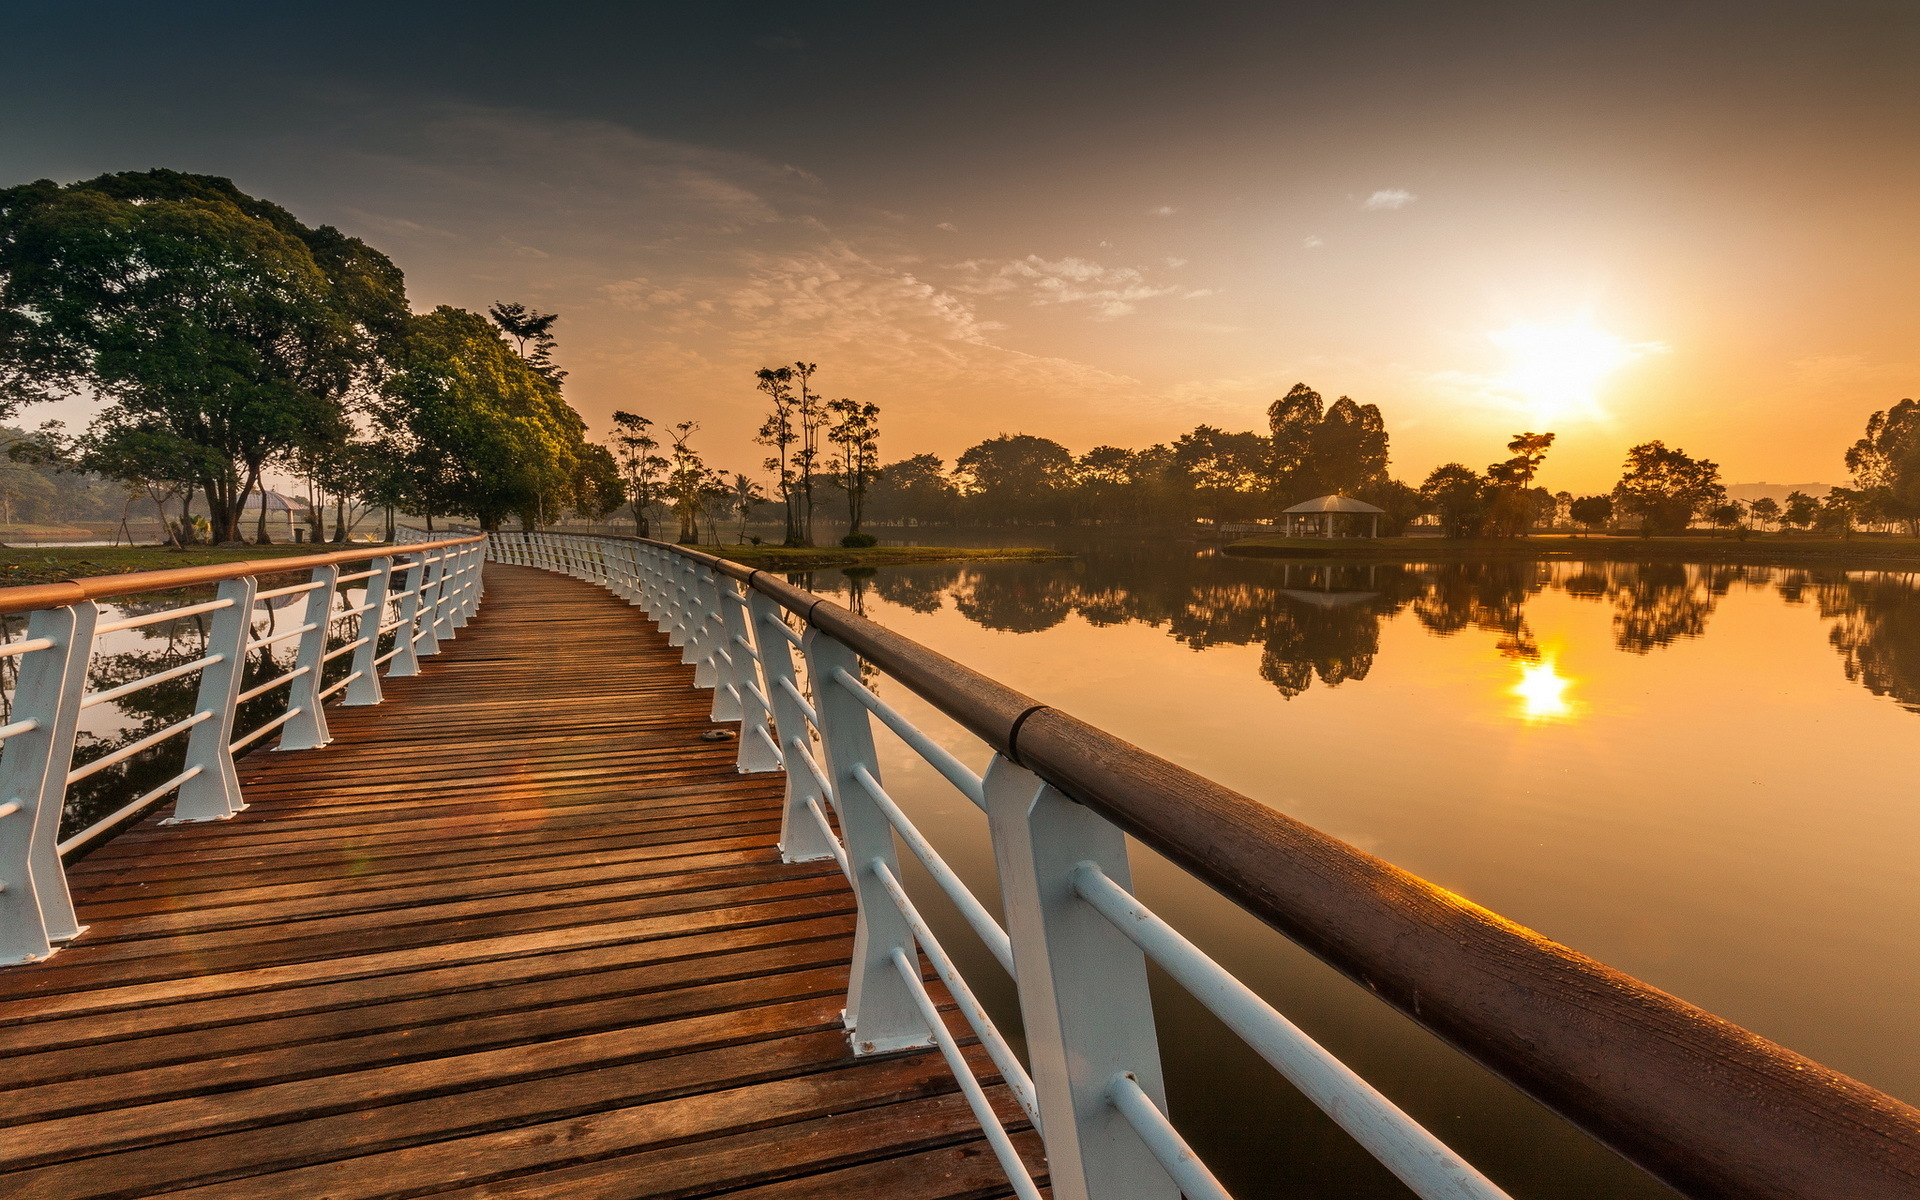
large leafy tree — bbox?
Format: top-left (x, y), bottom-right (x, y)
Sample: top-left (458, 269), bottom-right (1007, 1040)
top-left (0, 170), bottom-right (407, 542)
top-left (1845, 398), bottom-right (1920, 537)
top-left (1310, 396), bottom-right (1391, 496)
top-left (1171, 425), bottom-right (1268, 523)
top-left (377, 306), bottom-right (614, 531)
top-left (1267, 383), bottom-right (1323, 501)
top-left (1611, 441), bottom-right (1724, 536)
top-left (955, 434), bottom-right (1075, 525)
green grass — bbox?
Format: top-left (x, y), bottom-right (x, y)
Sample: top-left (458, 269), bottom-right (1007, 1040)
top-left (703, 543), bottom-right (1068, 571)
top-left (1226, 532), bottom-right (1920, 565)
top-left (0, 544), bottom-right (366, 587)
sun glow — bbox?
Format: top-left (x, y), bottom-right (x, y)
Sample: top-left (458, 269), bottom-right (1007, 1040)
top-left (1489, 319), bottom-right (1645, 423)
top-left (1511, 657), bottom-right (1575, 723)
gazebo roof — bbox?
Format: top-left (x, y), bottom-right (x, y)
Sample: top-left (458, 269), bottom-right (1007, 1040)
top-left (1281, 494), bottom-right (1385, 515)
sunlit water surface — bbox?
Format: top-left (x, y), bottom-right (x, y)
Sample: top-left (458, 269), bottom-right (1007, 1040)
top-left (785, 542), bottom-right (1920, 1199)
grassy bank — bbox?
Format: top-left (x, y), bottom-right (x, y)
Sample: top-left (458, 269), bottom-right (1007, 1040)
top-left (706, 544), bottom-right (1068, 571)
top-left (1225, 533), bottom-right (1920, 567)
top-left (0, 545), bottom-right (351, 587)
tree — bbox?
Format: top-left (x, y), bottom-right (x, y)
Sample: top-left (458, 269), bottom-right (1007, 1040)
top-left (729, 473), bottom-right (765, 543)
top-left (1569, 494), bottom-right (1614, 535)
top-left (1503, 432), bottom-right (1556, 486)
top-left (1420, 463), bottom-right (1487, 538)
top-left (1267, 383), bottom-right (1323, 502)
top-left (826, 397), bottom-right (881, 534)
top-left (1748, 496), bottom-right (1781, 531)
top-left (955, 434), bottom-right (1074, 524)
top-left (1816, 487), bottom-right (1858, 538)
top-left (865, 453), bottom-right (956, 525)
top-left (609, 411), bottom-right (667, 537)
top-left (1612, 441), bottom-right (1724, 536)
top-left (0, 170), bottom-right (409, 542)
top-left (754, 367), bottom-right (801, 545)
top-left (487, 303), bottom-right (566, 386)
top-left (1310, 397), bottom-right (1391, 496)
top-left (1710, 501), bottom-right (1745, 535)
top-left (1171, 426), bottom-right (1268, 523)
top-left (1781, 489), bottom-right (1819, 532)
top-left (377, 306), bottom-right (607, 531)
top-left (1845, 398), bottom-right (1920, 537)
top-left (792, 362), bottom-right (827, 545)
top-left (664, 422), bottom-right (720, 544)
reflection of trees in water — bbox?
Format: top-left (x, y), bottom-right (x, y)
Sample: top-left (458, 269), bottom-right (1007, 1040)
top-left (807, 550), bottom-right (1920, 713)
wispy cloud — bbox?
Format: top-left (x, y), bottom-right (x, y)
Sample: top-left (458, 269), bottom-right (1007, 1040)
top-left (1302, 235), bottom-right (1324, 248)
top-left (1360, 188), bottom-right (1416, 211)
top-left (1149, 205), bottom-right (1177, 216)
top-left (953, 255), bottom-right (1208, 319)
top-left (1165, 256), bottom-right (1189, 267)
top-left (935, 221), bottom-right (959, 232)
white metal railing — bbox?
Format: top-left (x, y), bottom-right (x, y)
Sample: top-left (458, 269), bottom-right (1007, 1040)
top-left (486, 529), bottom-right (1505, 1200)
top-left (0, 535), bottom-right (487, 965)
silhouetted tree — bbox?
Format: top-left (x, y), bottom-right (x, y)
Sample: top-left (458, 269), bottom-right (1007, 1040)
top-left (1569, 494), bottom-right (1614, 534)
top-left (1747, 496), bottom-right (1781, 531)
top-left (1612, 441), bottom-right (1723, 536)
top-left (1781, 489), bottom-right (1820, 531)
top-left (609, 411), bottom-right (668, 537)
top-left (826, 396), bottom-right (881, 534)
top-left (487, 302), bottom-right (566, 386)
top-left (1421, 463), bottom-right (1486, 537)
top-left (1846, 398), bottom-right (1920, 536)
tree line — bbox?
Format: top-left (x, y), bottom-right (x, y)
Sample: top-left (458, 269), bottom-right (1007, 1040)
top-left (0, 170), bottom-right (620, 544)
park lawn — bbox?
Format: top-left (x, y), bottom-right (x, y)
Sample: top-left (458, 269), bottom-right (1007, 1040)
top-left (708, 543), bottom-right (1068, 571)
top-left (0, 544), bottom-right (362, 587)
top-left (1226, 532), bottom-right (1920, 565)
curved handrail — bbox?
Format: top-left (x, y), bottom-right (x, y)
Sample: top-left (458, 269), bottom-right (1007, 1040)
top-left (612, 533), bottom-right (1920, 1200)
top-left (0, 535), bottom-right (486, 617)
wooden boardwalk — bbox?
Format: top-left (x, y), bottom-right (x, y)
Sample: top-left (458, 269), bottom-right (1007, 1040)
top-left (0, 564), bottom-right (1035, 1200)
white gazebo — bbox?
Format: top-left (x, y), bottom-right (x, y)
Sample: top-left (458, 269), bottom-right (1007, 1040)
top-left (1280, 494), bottom-right (1385, 539)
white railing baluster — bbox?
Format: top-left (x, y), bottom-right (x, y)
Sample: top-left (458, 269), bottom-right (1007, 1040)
top-left (751, 591), bottom-right (834, 860)
top-left (276, 565), bottom-right (336, 751)
top-left (984, 754), bottom-right (1176, 1200)
top-left (721, 579), bottom-right (778, 772)
top-left (803, 626), bottom-right (933, 1055)
top-left (344, 557), bottom-right (392, 706)
top-left (0, 603), bottom-right (96, 963)
top-left (170, 577), bottom-right (258, 824)
top-left (385, 554), bottom-right (427, 678)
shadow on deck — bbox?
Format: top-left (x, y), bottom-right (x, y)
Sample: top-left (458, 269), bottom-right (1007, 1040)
top-left (0, 563), bottom-right (1035, 1199)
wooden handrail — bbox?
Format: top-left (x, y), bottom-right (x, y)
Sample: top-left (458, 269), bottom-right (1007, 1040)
top-left (0, 535), bottom-right (486, 618)
top-left (620, 533), bottom-right (1920, 1200)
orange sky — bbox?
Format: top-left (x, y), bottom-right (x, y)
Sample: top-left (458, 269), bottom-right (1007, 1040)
top-left (6, 4), bottom-right (1917, 494)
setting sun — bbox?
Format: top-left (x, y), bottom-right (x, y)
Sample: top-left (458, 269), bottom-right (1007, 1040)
top-left (1489, 320), bottom-right (1648, 425)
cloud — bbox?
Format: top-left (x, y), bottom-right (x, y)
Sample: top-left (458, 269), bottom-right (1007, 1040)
top-left (1302, 235), bottom-right (1324, 248)
top-left (1149, 205), bottom-right (1177, 216)
top-left (953, 255), bottom-right (1207, 319)
top-left (1360, 188), bottom-right (1416, 211)
top-left (1165, 256), bottom-right (1188, 267)
top-left (935, 221), bottom-right (959, 232)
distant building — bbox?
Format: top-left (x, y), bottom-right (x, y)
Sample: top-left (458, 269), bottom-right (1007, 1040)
top-left (1280, 495), bottom-right (1385, 539)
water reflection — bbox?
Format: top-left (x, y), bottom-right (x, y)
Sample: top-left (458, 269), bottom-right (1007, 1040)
top-left (801, 549), bottom-right (1920, 715)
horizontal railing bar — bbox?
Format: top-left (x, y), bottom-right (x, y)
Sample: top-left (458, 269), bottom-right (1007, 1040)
top-left (80, 653), bottom-right (223, 710)
top-left (0, 534), bottom-right (484, 618)
top-left (318, 671), bottom-right (362, 701)
top-left (56, 766), bottom-right (205, 857)
top-left (0, 717), bottom-right (39, 741)
top-left (853, 763), bottom-right (1013, 974)
top-left (247, 621), bottom-right (318, 651)
top-left (0, 800), bottom-right (19, 820)
top-left (835, 667), bottom-right (986, 811)
top-left (790, 739), bottom-right (836, 808)
top-left (253, 580), bottom-right (327, 601)
top-left (236, 665), bottom-right (309, 704)
top-left (334, 568), bottom-right (385, 584)
top-left (1108, 1072), bottom-right (1233, 1200)
top-left (730, 633), bottom-right (762, 662)
top-left (751, 722), bottom-right (781, 764)
top-left (1072, 863), bottom-right (1507, 1199)
top-left (0, 636), bottom-right (55, 659)
top-left (230, 706), bottom-right (303, 753)
top-left (886, 947), bottom-right (1045, 1200)
top-left (777, 676), bottom-right (819, 728)
top-left (322, 636), bottom-right (371, 663)
top-left (873, 859), bottom-right (1036, 1120)
top-left (68, 710), bottom-right (213, 783)
top-left (94, 598), bottom-right (234, 634)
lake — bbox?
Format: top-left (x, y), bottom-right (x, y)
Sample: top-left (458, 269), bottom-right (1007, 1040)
top-left (779, 540), bottom-right (1920, 1199)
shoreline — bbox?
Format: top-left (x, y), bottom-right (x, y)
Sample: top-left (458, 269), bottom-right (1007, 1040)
top-left (1223, 534), bottom-right (1920, 568)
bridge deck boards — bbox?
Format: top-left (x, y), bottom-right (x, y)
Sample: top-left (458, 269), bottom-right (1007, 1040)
top-left (0, 563), bottom-right (1036, 1199)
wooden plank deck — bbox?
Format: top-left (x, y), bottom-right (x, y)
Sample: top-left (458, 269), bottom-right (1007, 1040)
top-left (0, 563), bottom-right (1038, 1199)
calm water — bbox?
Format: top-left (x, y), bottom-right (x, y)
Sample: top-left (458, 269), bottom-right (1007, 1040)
top-left (785, 542), bottom-right (1920, 1199)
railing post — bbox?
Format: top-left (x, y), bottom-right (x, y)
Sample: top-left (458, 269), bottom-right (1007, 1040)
top-left (0, 603), bottom-right (97, 963)
top-left (687, 564), bottom-right (721, 691)
top-left (803, 626), bottom-right (933, 1055)
top-left (754, 591), bottom-right (832, 860)
top-left (431, 550), bottom-right (459, 645)
top-left (722, 580), bottom-right (778, 772)
top-left (344, 556), bottom-right (392, 706)
top-left (984, 754), bottom-right (1176, 1200)
top-left (170, 576), bottom-right (258, 824)
top-left (414, 552), bottom-right (444, 659)
top-left (275, 565), bottom-right (337, 751)
top-left (386, 554), bottom-right (426, 678)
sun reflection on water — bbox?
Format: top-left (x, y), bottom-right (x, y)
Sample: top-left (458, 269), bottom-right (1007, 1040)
top-left (1512, 657), bottom-right (1576, 722)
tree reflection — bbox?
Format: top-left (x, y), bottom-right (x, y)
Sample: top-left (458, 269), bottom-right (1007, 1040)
top-left (806, 546), bottom-right (1920, 715)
